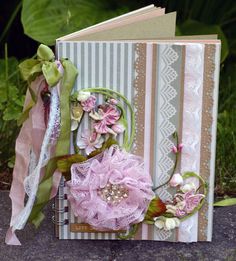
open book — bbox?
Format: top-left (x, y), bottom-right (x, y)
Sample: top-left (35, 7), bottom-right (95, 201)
top-left (53, 5), bottom-right (220, 242)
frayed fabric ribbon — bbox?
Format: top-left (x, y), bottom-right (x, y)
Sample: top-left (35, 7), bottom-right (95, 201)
top-left (5, 76), bottom-right (48, 245)
top-left (5, 45), bottom-right (78, 245)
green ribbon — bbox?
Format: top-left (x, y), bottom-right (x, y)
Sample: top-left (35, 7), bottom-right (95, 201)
top-left (18, 44), bottom-right (63, 125)
top-left (55, 60), bottom-right (78, 156)
top-left (19, 44), bottom-right (62, 86)
top-left (28, 59), bottom-right (78, 227)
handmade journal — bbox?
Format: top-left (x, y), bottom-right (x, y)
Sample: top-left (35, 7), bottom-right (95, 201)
top-left (6, 5), bottom-right (221, 245)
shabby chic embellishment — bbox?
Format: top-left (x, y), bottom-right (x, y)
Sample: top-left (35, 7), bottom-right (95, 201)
top-left (67, 146), bottom-right (155, 231)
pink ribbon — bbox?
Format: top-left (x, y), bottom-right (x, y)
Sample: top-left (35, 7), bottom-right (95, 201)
top-left (5, 76), bottom-right (46, 245)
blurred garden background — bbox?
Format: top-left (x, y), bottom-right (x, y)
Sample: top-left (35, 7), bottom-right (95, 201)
top-left (0, 0), bottom-right (235, 196)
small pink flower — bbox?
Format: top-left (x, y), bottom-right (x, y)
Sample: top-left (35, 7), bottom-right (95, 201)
top-left (108, 98), bottom-right (118, 105)
top-left (172, 146), bottom-right (178, 154)
top-left (169, 173), bottom-right (183, 187)
top-left (172, 143), bottom-right (184, 154)
top-left (77, 129), bottom-right (104, 155)
top-left (178, 143), bottom-right (184, 152)
top-left (81, 95), bottom-right (97, 112)
top-left (90, 104), bottom-right (120, 134)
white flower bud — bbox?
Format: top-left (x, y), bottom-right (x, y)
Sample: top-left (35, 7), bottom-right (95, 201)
top-left (169, 173), bottom-right (183, 187)
top-left (181, 182), bottom-right (196, 193)
top-left (77, 91), bottom-right (91, 102)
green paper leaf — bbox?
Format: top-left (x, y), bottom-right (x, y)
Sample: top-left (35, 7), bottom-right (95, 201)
top-left (144, 197), bottom-right (167, 222)
top-left (88, 138), bottom-right (118, 158)
top-left (214, 198), bottom-right (236, 207)
top-left (57, 154), bottom-right (87, 173)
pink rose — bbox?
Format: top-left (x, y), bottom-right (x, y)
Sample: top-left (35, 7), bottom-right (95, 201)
top-left (81, 95), bottom-right (97, 112)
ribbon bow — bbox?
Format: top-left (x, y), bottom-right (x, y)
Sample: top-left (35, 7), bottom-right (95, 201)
top-left (19, 44), bottom-right (62, 86)
top-left (18, 44), bottom-right (65, 125)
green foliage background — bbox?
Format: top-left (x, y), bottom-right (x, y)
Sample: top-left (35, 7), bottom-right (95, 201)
top-left (0, 0), bottom-right (235, 194)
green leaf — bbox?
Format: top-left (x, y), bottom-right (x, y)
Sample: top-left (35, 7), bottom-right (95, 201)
top-left (3, 102), bottom-right (23, 121)
top-left (179, 20), bottom-right (229, 62)
top-left (57, 154), bottom-right (87, 173)
top-left (144, 197), bottom-right (167, 221)
top-left (88, 138), bottom-right (118, 158)
top-left (214, 198), bottom-right (236, 207)
top-left (21, 0), bottom-right (126, 45)
top-left (0, 82), bottom-right (7, 104)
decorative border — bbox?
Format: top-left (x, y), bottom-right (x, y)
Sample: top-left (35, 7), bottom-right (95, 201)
top-left (156, 45), bottom-right (178, 201)
top-left (154, 45), bottom-right (179, 241)
top-left (198, 44), bottom-right (216, 241)
top-left (133, 43), bottom-right (146, 157)
top-left (133, 43), bottom-right (147, 239)
top-left (178, 44), bottom-right (204, 242)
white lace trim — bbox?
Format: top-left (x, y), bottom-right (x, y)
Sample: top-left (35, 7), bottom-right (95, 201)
top-left (156, 45), bottom-right (178, 204)
top-left (178, 44), bottom-right (204, 242)
top-left (12, 79), bottom-right (61, 231)
top-left (154, 226), bottom-right (172, 241)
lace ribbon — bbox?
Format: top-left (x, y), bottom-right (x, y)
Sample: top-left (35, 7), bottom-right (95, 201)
top-left (5, 63), bottom-right (63, 245)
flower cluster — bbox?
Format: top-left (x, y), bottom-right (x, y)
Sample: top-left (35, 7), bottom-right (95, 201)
top-left (166, 177), bottom-right (205, 218)
top-left (149, 173), bottom-right (205, 231)
top-left (71, 91), bottom-right (126, 155)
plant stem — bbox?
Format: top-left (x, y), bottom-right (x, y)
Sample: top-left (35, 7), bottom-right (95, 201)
top-left (0, 1), bottom-right (22, 44)
top-left (73, 130), bottom-right (79, 154)
top-left (152, 132), bottom-right (179, 192)
top-left (5, 43), bottom-right (9, 98)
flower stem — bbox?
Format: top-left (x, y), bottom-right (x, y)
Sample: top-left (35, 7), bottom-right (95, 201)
top-left (73, 130), bottom-right (79, 154)
top-left (152, 131), bottom-right (179, 192)
top-left (117, 223), bottom-right (139, 239)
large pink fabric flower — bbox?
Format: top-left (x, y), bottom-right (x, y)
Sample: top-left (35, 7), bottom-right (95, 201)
top-left (66, 146), bottom-right (155, 231)
top-left (81, 95), bottom-right (96, 112)
top-left (89, 104), bottom-right (120, 134)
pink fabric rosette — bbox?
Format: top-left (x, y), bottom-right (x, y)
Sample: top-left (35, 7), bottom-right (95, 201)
top-left (66, 146), bottom-right (155, 231)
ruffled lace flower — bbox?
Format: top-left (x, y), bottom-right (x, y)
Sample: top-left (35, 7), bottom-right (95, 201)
top-left (81, 95), bottom-right (97, 112)
top-left (77, 129), bottom-right (104, 155)
top-left (66, 146), bottom-right (155, 231)
top-left (89, 104), bottom-right (121, 134)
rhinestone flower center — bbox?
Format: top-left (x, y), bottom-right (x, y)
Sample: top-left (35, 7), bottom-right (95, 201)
top-left (98, 183), bottom-right (129, 204)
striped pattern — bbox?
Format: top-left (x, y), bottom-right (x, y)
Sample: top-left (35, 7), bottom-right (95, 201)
top-left (57, 41), bottom-right (136, 240)
top-left (55, 41), bottom-right (220, 242)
